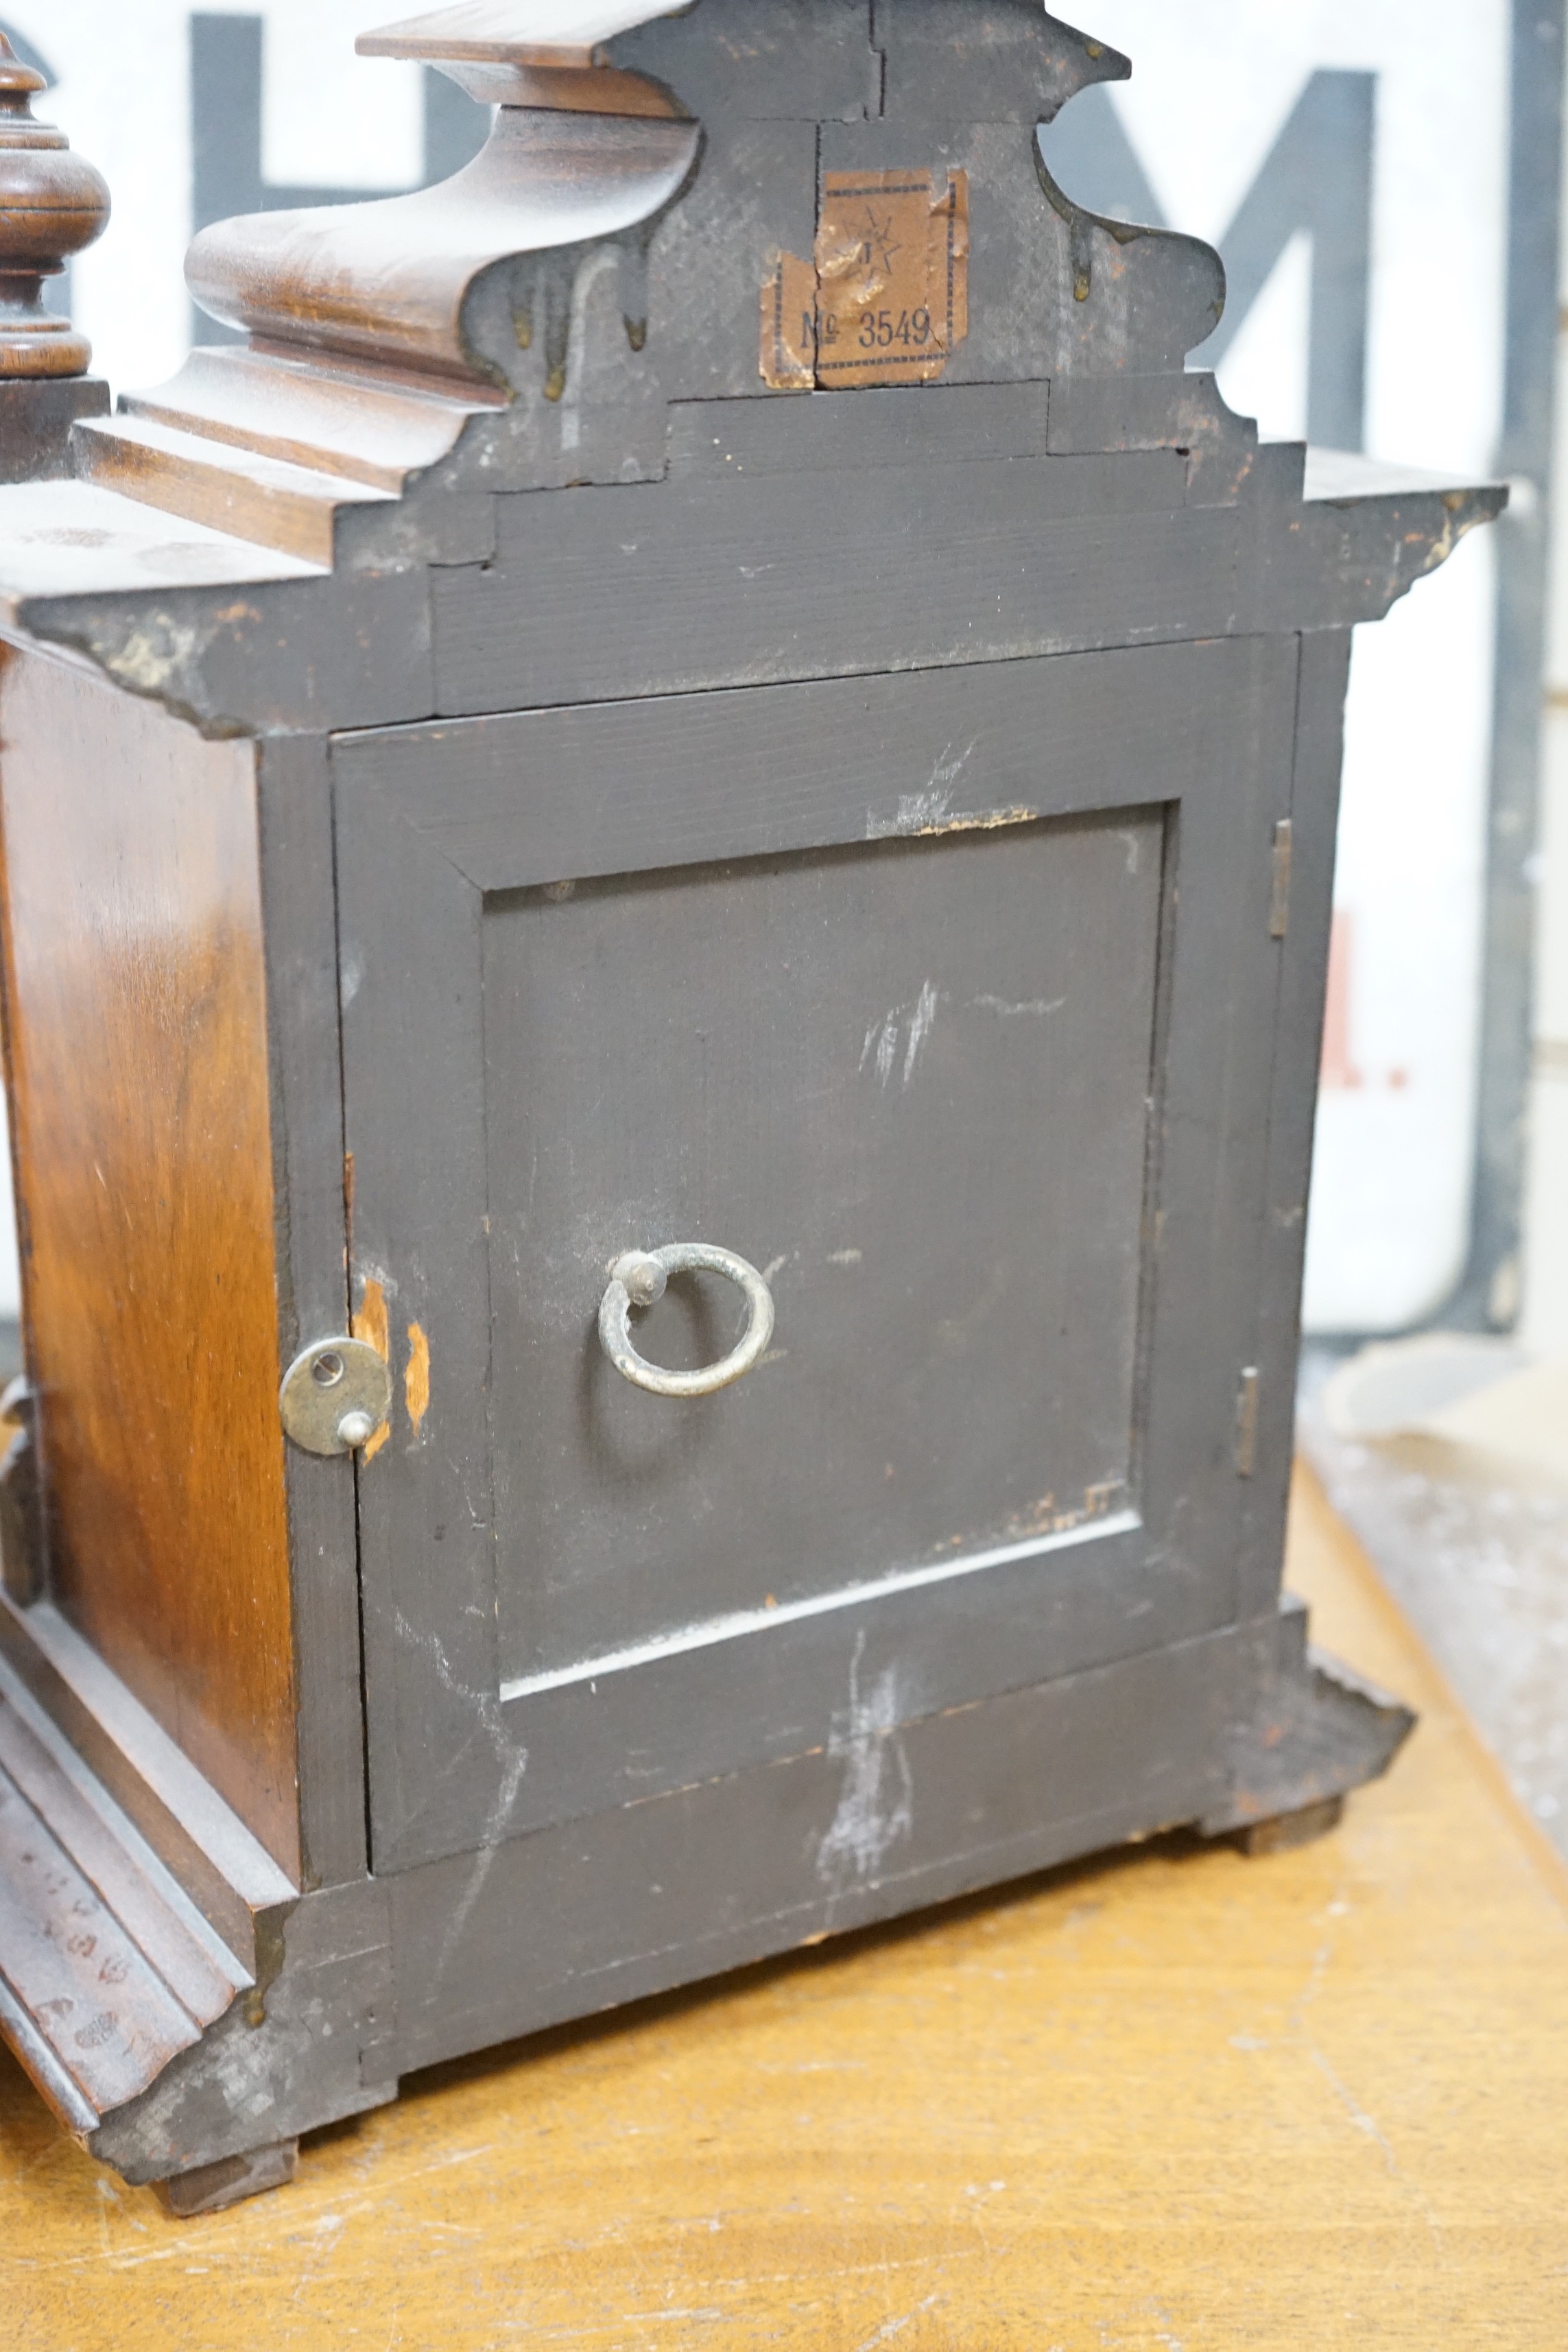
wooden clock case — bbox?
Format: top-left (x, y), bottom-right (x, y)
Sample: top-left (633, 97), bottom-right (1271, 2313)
top-left (0, 0), bottom-right (1497, 2211)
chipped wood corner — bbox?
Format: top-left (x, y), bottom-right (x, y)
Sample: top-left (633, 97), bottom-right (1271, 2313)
top-left (351, 1277), bottom-right (393, 1462)
top-left (405, 1322), bottom-right (431, 1439)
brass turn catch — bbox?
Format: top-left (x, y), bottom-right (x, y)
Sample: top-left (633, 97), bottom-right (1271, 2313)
top-left (278, 1338), bottom-right (392, 1456)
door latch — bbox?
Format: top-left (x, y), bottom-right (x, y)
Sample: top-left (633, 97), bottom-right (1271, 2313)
top-left (279, 1338), bottom-right (392, 1456)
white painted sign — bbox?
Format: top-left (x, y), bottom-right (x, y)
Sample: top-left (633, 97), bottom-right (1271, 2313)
top-left (1047, 2), bottom-right (1510, 1333)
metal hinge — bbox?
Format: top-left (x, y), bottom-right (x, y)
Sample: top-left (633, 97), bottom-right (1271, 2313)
top-left (1269, 819), bottom-right (1293, 938)
top-left (1234, 1366), bottom-right (1261, 1478)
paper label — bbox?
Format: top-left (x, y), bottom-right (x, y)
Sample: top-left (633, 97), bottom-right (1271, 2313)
top-left (761, 167), bottom-right (970, 391)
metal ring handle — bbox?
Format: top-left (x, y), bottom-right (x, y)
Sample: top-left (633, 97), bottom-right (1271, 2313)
top-left (598, 1243), bottom-right (775, 1399)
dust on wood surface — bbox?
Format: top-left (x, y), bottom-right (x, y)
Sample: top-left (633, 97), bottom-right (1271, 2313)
top-left (4, 1465), bottom-right (1567, 2349)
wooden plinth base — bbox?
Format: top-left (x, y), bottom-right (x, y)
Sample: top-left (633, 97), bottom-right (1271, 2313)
top-left (157, 2140), bottom-right (298, 2219)
top-left (5, 1464), bottom-right (1568, 2342)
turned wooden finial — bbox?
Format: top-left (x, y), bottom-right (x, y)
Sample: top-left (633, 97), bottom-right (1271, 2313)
top-left (0, 34), bottom-right (110, 378)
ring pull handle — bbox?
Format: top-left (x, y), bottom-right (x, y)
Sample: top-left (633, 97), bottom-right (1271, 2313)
top-left (598, 1243), bottom-right (776, 1399)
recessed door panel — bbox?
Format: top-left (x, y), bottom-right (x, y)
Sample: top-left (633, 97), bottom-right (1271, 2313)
top-left (484, 811), bottom-right (1163, 1689)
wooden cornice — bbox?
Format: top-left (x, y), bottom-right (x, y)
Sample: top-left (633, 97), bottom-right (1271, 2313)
top-left (187, 1), bottom-right (702, 390)
top-left (64, 6), bottom-right (702, 560)
top-left (361, 1), bottom-right (691, 69)
top-left (185, 108), bottom-right (700, 390)
top-left (31, 2), bottom-right (1437, 580)
top-left (358, 1), bottom-right (693, 106)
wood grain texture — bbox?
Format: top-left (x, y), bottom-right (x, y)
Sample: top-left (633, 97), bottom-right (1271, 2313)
top-left (185, 107), bottom-right (700, 385)
top-left (0, 643), bottom-right (299, 1875)
top-left (3, 1467), bottom-right (1567, 2344)
top-left (71, 414), bottom-right (385, 567)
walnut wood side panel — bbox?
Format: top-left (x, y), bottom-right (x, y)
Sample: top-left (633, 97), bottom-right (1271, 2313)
top-left (0, 643), bottom-right (299, 1875)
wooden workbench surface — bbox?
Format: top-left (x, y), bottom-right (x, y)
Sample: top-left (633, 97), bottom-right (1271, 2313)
top-left (6, 1466), bottom-right (1568, 2349)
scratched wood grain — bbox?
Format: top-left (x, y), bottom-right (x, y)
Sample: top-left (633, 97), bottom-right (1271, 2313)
top-left (5, 1464), bottom-right (1568, 2349)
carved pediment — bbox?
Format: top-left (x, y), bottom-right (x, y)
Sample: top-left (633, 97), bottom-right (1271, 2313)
top-left (0, 2), bottom-right (1499, 612)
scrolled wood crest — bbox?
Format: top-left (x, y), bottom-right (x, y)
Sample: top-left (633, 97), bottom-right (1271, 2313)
top-left (73, 5), bottom-right (1252, 568)
top-left (182, 2), bottom-right (1225, 402)
top-left (0, 32), bottom-right (110, 378)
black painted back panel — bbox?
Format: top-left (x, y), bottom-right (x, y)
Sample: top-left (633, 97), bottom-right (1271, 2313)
top-left (483, 811), bottom-right (1162, 1685)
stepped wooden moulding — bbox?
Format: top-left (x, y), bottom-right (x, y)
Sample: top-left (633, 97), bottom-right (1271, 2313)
top-left (0, 0), bottom-right (1501, 2214)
